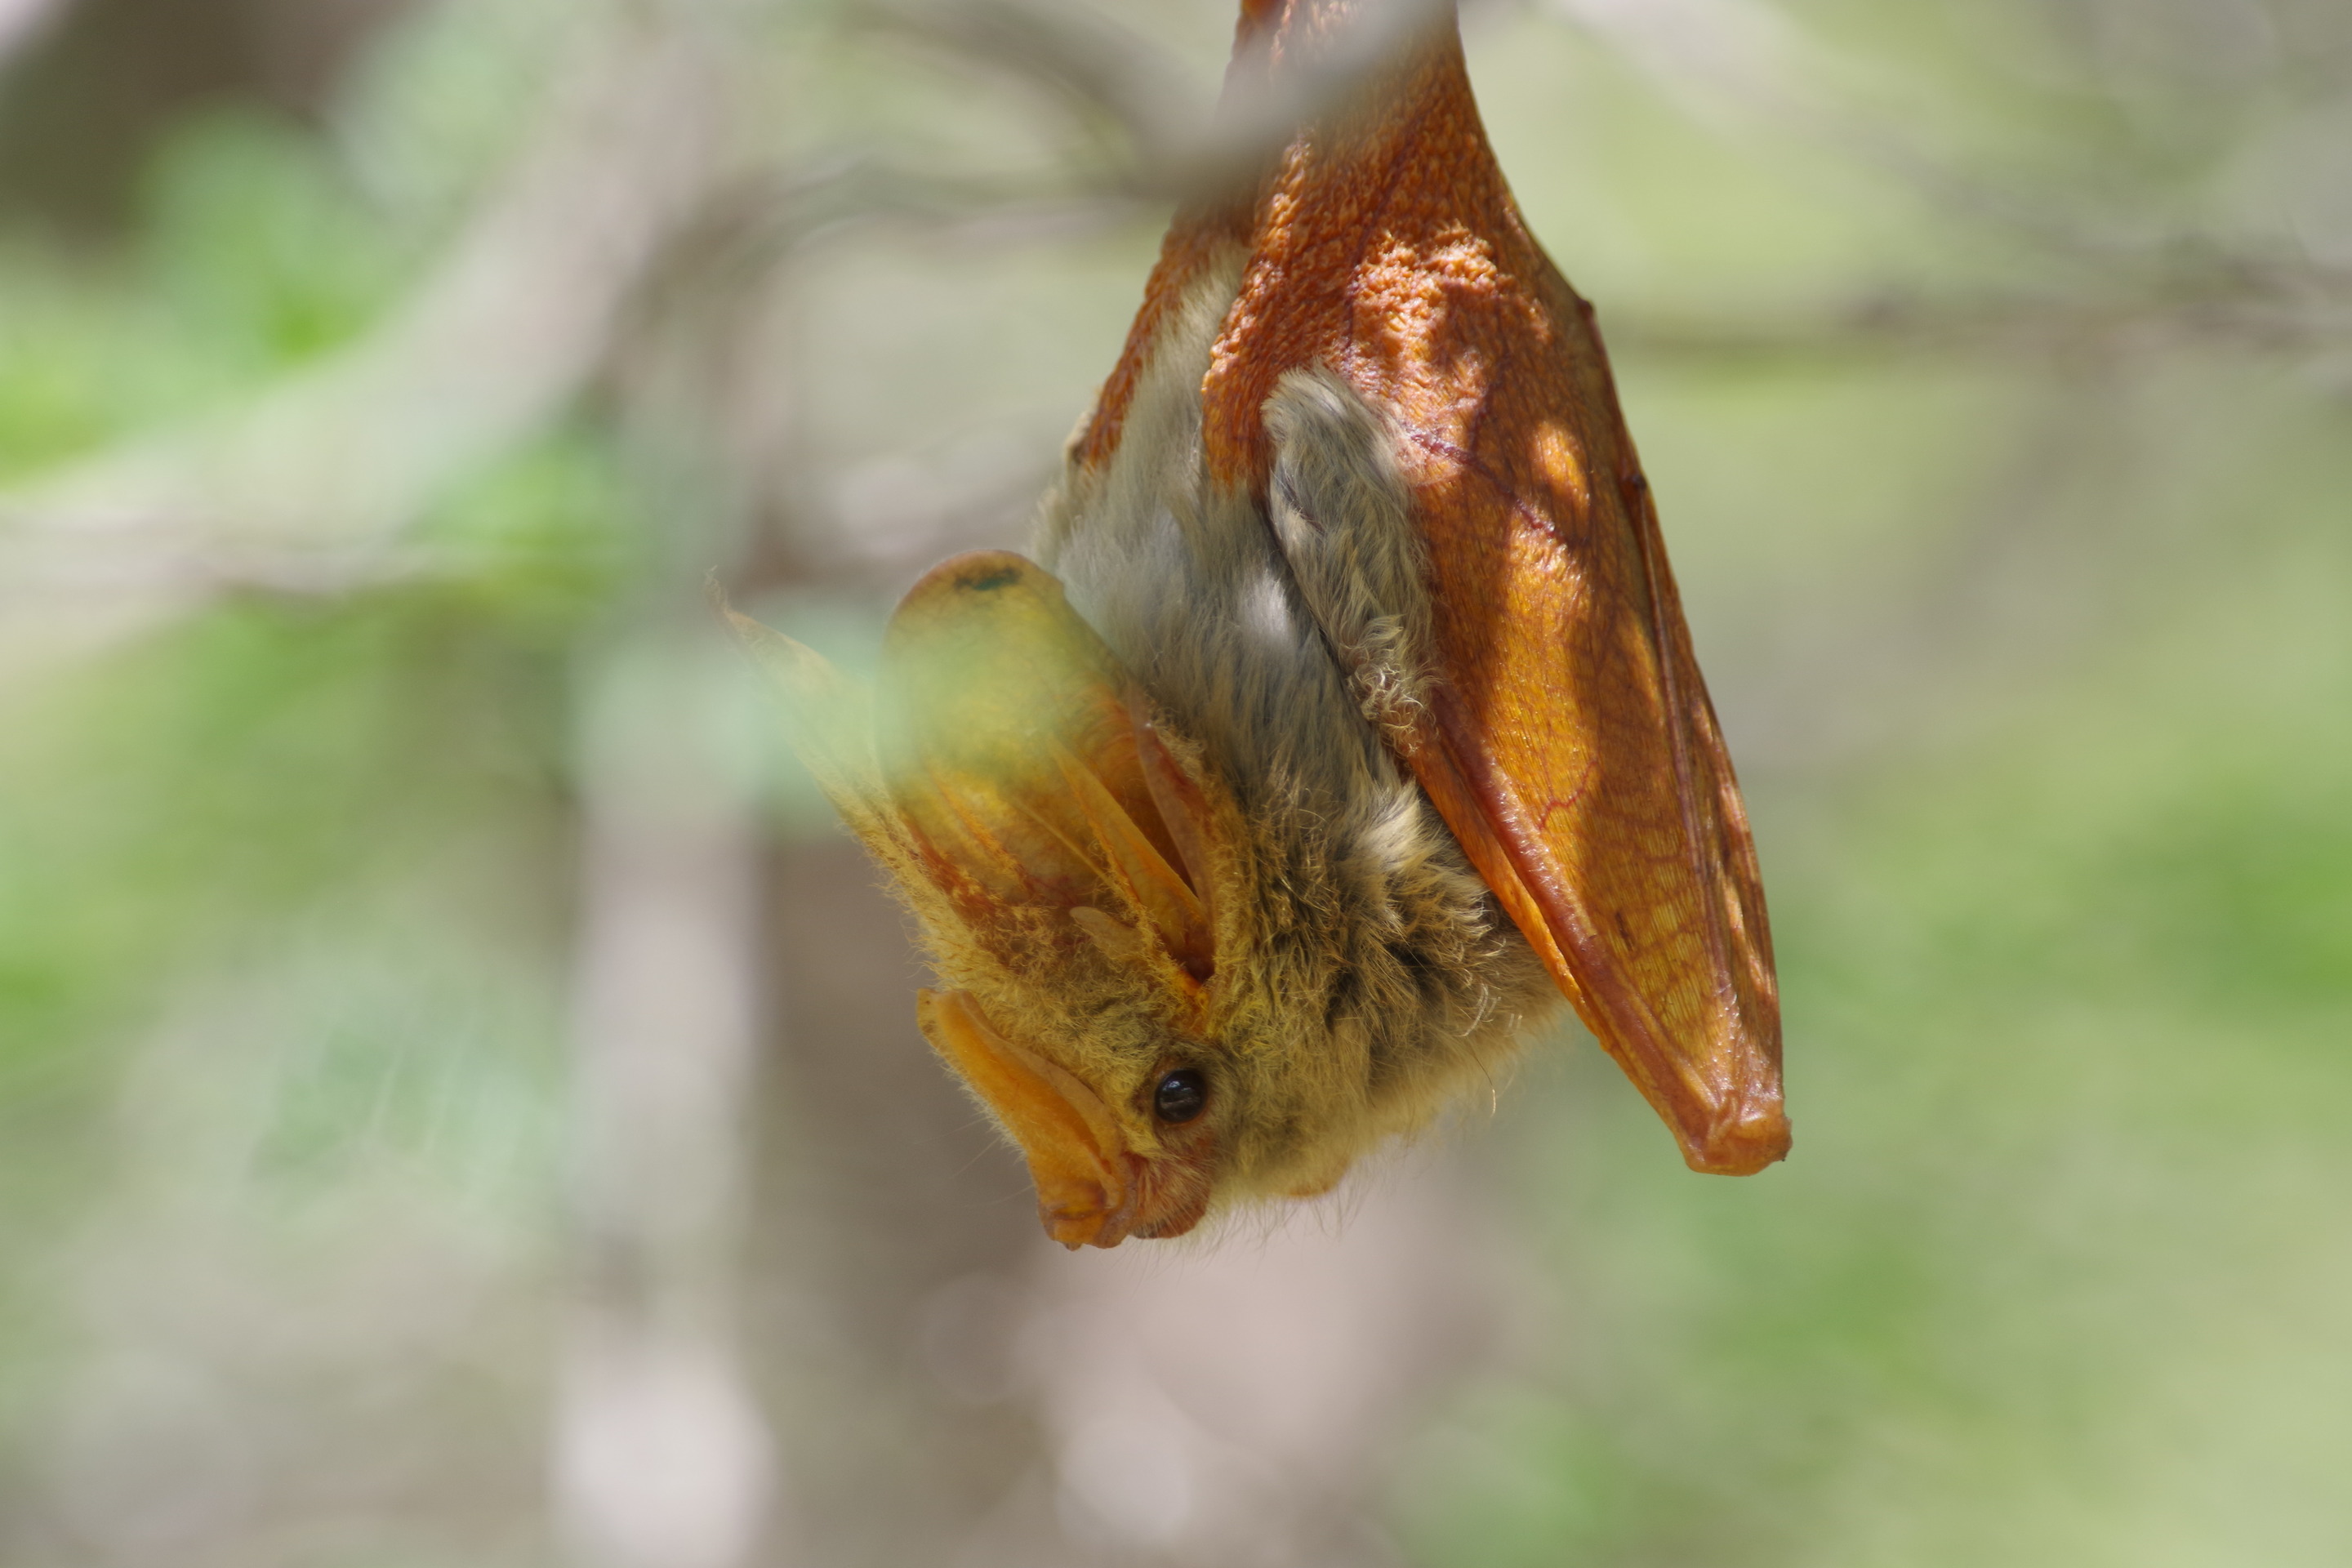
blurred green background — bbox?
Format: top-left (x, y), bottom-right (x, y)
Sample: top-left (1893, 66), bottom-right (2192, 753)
top-left (1, 0), bottom-right (2346, 1565)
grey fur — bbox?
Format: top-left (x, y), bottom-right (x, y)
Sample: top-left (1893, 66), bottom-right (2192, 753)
top-left (1040, 264), bottom-right (1391, 817)
top-left (1264, 366), bottom-right (1437, 754)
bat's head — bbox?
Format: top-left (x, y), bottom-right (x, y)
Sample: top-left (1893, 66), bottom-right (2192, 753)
top-left (733, 549), bottom-right (1549, 1248)
top-left (874, 550), bottom-right (1227, 1248)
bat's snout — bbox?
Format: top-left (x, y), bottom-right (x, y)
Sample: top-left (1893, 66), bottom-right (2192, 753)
top-left (1040, 1187), bottom-right (1138, 1250)
top-left (915, 989), bottom-right (1143, 1249)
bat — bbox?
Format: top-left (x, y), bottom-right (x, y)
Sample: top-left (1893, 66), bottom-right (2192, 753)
top-left (733, 0), bottom-right (1788, 1248)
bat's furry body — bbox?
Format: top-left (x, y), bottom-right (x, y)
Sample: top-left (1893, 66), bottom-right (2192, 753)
top-left (735, 0), bottom-right (1787, 1249)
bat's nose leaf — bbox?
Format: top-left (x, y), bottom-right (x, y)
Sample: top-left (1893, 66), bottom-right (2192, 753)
top-left (915, 989), bottom-right (1138, 1249)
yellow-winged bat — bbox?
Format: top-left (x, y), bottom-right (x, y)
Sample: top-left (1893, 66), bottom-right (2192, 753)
top-left (733, 0), bottom-right (1788, 1249)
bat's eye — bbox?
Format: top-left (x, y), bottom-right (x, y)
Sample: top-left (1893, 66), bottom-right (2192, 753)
top-left (1152, 1069), bottom-right (1207, 1125)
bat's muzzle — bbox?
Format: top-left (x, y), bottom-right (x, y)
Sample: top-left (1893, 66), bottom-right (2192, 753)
top-left (915, 989), bottom-right (1138, 1249)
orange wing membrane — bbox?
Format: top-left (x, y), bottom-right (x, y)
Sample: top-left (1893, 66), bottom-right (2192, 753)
top-left (1085, 0), bottom-right (1787, 1173)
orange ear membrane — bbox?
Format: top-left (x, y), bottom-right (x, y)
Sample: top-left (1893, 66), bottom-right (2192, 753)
top-left (875, 550), bottom-right (1214, 981)
top-left (916, 989), bottom-right (1137, 1250)
top-left (1052, 745), bottom-right (1213, 986)
top-left (877, 552), bottom-right (1133, 902)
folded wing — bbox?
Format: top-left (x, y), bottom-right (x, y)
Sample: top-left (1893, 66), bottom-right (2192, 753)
top-left (1155, 1), bottom-right (1787, 1171)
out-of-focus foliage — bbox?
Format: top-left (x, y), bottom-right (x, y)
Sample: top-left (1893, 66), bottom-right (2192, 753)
top-left (0, 112), bottom-right (399, 474)
top-left (0, 0), bottom-right (2345, 1564)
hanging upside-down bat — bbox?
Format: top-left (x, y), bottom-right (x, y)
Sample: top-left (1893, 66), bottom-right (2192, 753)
top-left (733, 0), bottom-right (1788, 1249)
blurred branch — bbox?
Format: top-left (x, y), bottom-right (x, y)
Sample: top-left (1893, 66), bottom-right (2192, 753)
top-left (872, 0), bottom-right (1207, 181)
top-left (1543, 0), bottom-right (2039, 232)
top-left (867, 0), bottom-right (1459, 206)
top-left (1541, 0), bottom-right (2292, 269)
top-left (1537, 0), bottom-right (2352, 436)
top-left (683, 156), bottom-right (1140, 290)
top-left (1610, 262), bottom-right (2352, 368)
top-left (620, 0), bottom-right (1489, 468)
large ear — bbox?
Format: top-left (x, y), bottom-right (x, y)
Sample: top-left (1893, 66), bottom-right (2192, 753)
top-left (1217, 17), bottom-right (1787, 1175)
top-left (875, 551), bottom-right (1215, 983)
top-left (719, 596), bottom-right (898, 850)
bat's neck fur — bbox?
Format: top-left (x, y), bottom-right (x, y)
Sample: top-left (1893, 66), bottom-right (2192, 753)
top-left (1037, 257), bottom-right (1557, 1201)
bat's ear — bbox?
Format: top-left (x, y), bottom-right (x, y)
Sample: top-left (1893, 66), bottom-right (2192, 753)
top-left (876, 551), bottom-right (1215, 989)
top-left (719, 594), bottom-right (898, 844)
